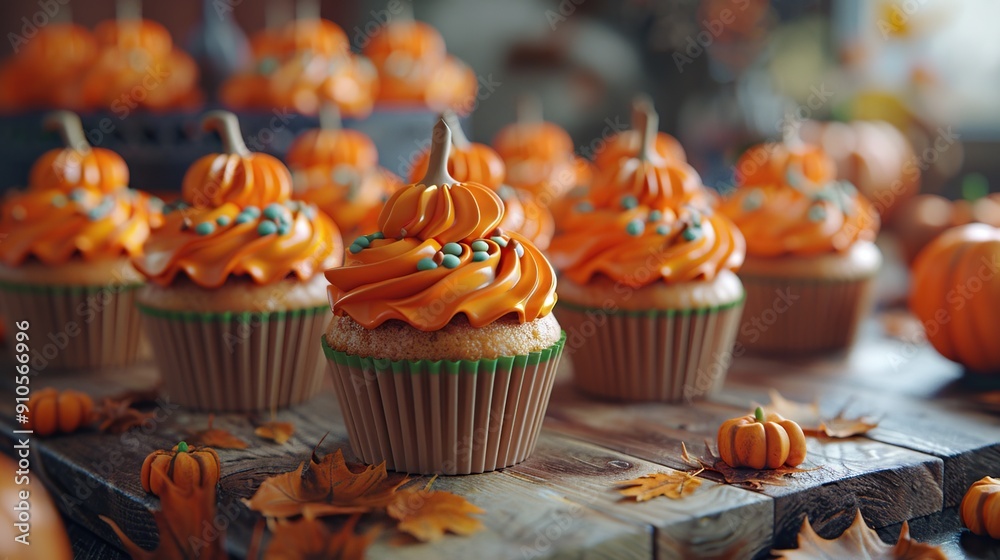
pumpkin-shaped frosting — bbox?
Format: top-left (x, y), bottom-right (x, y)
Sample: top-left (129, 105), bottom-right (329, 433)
top-left (493, 95), bottom-right (574, 167)
top-left (141, 441), bottom-right (221, 498)
top-left (252, 19), bottom-right (350, 60)
top-left (325, 118), bottom-right (557, 331)
top-left (294, 165), bottom-right (399, 237)
top-left (0, 23), bottom-right (97, 111)
top-left (718, 407), bottom-right (807, 469)
top-left (29, 111), bottom-right (129, 194)
top-left (362, 8), bottom-right (446, 102)
top-left (734, 131), bottom-right (836, 188)
top-left (133, 111), bottom-right (342, 288)
top-left (286, 104), bottom-right (379, 171)
top-left (93, 18), bottom-right (174, 56)
top-left (594, 95), bottom-right (687, 168)
top-left (961, 476), bottom-right (1000, 539)
top-left (910, 224), bottom-right (1000, 374)
top-left (409, 111), bottom-right (506, 190)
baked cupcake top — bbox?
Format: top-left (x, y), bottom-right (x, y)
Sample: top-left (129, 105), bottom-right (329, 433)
top-left (719, 140), bottom-right (879, 258)
top-left (325, 118), bottom-right (558, 331)
top-left (0, 111), bottom-right (162, 266)
top-left (548, 109), bottom-right (744, 288)
top-left (133, 111), bottom-right (342, 288)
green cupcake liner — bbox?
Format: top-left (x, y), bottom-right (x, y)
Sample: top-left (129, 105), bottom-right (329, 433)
top-left (137, 302), bottom-right (329, 323)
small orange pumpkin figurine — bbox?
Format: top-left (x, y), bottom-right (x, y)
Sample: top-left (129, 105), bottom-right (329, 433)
top-left (183, 111), bottom-right (292, 209)
top-left (140, 441), bottom-right (222, 497)
top-left (718, 407), bottom-right (807, 469)
top-left (910, 223), bottom-right (1000, 373)
top-left (593, 95), bottom-right (687, 168)
top-left (26, 387), bottom-right (94, 437)
top-left (961, 476), bottom-right (1000, 539)
top-left (286, 104), bottom-right (378, 171)
top-left (408, 110), bottom-right (506, 189)
top-left (29, 111), bottom-right (130, 193)
top-left (735, 121), bottom-right (836, 189)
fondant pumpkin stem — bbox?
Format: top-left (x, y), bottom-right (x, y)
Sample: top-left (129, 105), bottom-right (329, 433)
top-left (630, 93), bottom-right (654, 127)
top-left (422, 119), bottom-right (457, 186)
top-left (44, 111), bottom-right (91, 153)
top-left (754, 407), bottom-right (765, 423)
top-left (638, 106), bottom-right (658, 163)
top-left (442, 110), bottom-right (470, 149)
top-left (516, 94), bottom-right (543, 124)
top-left (961, 173), bottom-right (989, 203)
top-left (115, 0), bottom-right (141, 50)
top-left (318, 103), bottom-right (342, 132)
top-left (177, 441), bottom-right (189, 453)
top-left (202, 111), bottom-right (251, 157)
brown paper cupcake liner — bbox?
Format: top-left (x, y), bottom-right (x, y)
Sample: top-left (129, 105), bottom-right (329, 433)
top-left (737, 274), bottom-right (876, 355)
top-left (139, 304), bottom-right (330, 412)
top-left (556, 300), bottom-right (744, 403)
top-left (0, 280), bottom-right (144, 371)
top-left (323, 332), bottom-right (566, 475)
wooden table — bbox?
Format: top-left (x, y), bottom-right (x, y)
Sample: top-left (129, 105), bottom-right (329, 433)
top-left (3, 312), bottom-right (1000, 559)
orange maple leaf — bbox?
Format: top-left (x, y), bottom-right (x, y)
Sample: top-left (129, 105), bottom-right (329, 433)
top-left (766, 391), bottom-right (879, 438)
top-left (101, 475), bottom-right (226, 560)
top-left (386, 481), bottom-right (485, 543)
top-left (773, 509), bottom-right (946, 559)
top-left (615, 470), bottom-right (704, 502)
top-left (263, 515), bottom-right (379, 560)
top-left (243, 448), bottom-right (408, 520)
top-left (189, 414), bottom-right (248, 450)
top-left (256, 421), bottom-right (295, 445)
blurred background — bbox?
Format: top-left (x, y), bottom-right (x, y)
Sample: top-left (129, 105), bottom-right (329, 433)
top-left (0, 0), bottom-right (997, 222)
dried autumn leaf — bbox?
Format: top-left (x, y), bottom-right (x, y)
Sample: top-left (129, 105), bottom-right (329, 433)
top-left (387, 483), bottom-right (484, 542)
top-left (244, 448), bottom-right (408, 519)
top-left (810, 411), bottom-right (879, 439)
top-left (264, 515), bottom-right (379, 560)
top-left (256, 421), bottom-right (295, 445)
top-left (94, 397), bottom-right (157, 435)
top-left (690, 442), bottom-right (814, 491)
top-left (189, 414), bottom-right (248, 450)
top-left (767, 391), bottom-right (879, 438)
top-left (773, 509), bottom-right (946, 559)
top-left (616, 470), bottom-right (703, 502)
top-left (764, 390), bottom-right (822, 429)
top-left (101, 474), bottom-right (226, 560)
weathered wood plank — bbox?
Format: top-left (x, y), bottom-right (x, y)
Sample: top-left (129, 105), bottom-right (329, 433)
top-left (507, 431), bottom-right (774, 559)
top-left (543, 380), bottom-right (945, 549)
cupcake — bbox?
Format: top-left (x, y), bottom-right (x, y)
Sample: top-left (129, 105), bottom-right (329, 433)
top-left (718, 138), bottom-right (881, 354)
top-left (409, 111), bottom-right (555, 249)
top-left (324, 118), bottom-right (564, 475)
top-left (0, 111), bottom-right (161, 370)
top-left (288, 105), bottom-right (401, 238)
top-left (548, 109), bottom-right (745, 402)
top-left (132, 111), bottom-right (343, 412)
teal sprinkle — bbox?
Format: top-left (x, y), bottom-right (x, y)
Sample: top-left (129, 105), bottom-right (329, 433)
top-left (514, 244), bottom-right (524, 258)
top-left (263, 203), bottom-right (283, 220)
top-left (195, 222), bottom-right (215, 236)
top-left (349, 243), bottom-right (363, 254)
top-left (243, 206), bottom-right (261, 218)
top-left (442, 242), bottom-right (462, 256)
top-left (87, 208), bottom-right (107, 220)
top-left (235, 213), bottom-right (253, 225)
top-left (491, 236), bottom-right (508, 247)
top-left (682, 227), bottom-right (701, 241)
top-left (277, 224), bottom-right (290, 236)
top-left (471, 240), bottom-right (489, 252)
top-left (472, 251), bottom-right (489, 262)
top-left (352, 236), bottom-right (370, 249)
top-left (742, 190), bottom-right (763, 211)
top-left (216, 215), bottom-right (231, 227)
top-left (257, 221), bottom-right (278, 236)
top-left (258, 57), bottom-right (278, 75)
top-left (690, 211), bottom-right (703, 227)
top-left (626, 220), bottom-right (644, 236)
top-left (417, 257), bottom-right (438, 271)
top-left (69, 188), bottom-right (87, 201)
top-left (441, 254), bottom-right (461, 269)
top-left (575, 201), bottom-right (593, 212)
top-left (656, 225), bottom-right (671, 235)
top-left (304, 206), bottom-right (317, 220)
top-left (51, 195), bottom-right (67, 208)
top-left (808, 205), bottom-right (827, 222)
top-left (648, 210), bottom-right (662, 222)
top-left (620, 195), bottom-right (638, 210)
top-left (369, 231), bottom-right (384, 240)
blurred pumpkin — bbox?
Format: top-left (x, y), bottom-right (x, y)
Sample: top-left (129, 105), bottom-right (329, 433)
top-left (910, 223), bottom-right (1000, 373)
top-left (0, 454), bottom-right (73, 560)
top-left (93, 18), bottom-right (173, 56)
top-left (800, 120), bottom-right (919, 218)
top-left (294, 166), bottom-right (399, 237)
top-left (141, 441), bottom-right (221, 497)
top-left (718, 407), bottom-right (807, 469)
top-left (25, 387), bottom-right (94, 437)
top-left (424, 56), bottom-right (478, 115)
top-left (493, 95), bottom-right (574, 168)
top-left (593, 96), bottom-right (687, 168)
top-left (287, 104), bottom-right (378, 171)
top-left (408, 111), bottom-right (506, 190)
top-left (363, 10), bottom-right (446, 103)
top-left (961, 476), bottom-right (1000, 539)
top-left (29, 111), bottom-right (130, 193)
top-left (0, 23), bottom-right (97, 111)
top-left (734, 129), bottom-right (836, 189)
top-left (495, 185), bottom-right (554, 250)
top-left (183, 111), bottom-right (292, 209)
top-left (252, 19), bottom-right (349, 60)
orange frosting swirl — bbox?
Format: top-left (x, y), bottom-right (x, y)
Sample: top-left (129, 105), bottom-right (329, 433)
top-left (549, 205), bottom-right (744, 287)
top-left (325, 119), bottom-right (557, 331)
top-left (134, 200), bottom-right (341, 288)
top-left (719, 180), bottom-right (880, 257)
top-left (0, 187), bottom-right (162, 266)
